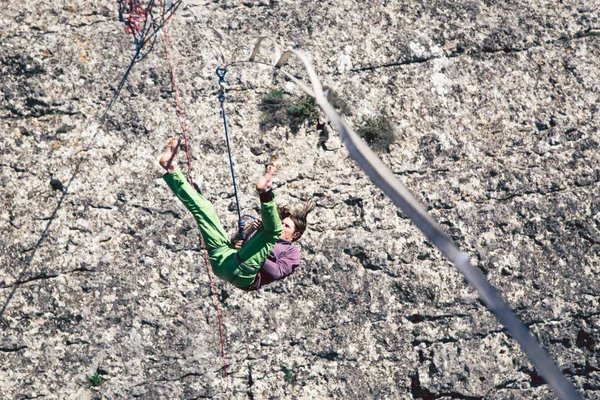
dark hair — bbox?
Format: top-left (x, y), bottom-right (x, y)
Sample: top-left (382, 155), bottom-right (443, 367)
top-left (278, 200), bottom-right (315, 241)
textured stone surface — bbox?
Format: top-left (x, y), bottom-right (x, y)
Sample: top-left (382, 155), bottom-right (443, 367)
top-left (1, 1), bottom-right (599, 399)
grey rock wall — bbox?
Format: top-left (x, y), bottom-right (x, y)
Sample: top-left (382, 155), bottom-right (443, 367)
top-left (1, 1), bottom-right (599, 399)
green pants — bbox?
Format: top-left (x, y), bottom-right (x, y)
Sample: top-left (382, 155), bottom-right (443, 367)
top-left (163, 168), bottom-right (283, 287)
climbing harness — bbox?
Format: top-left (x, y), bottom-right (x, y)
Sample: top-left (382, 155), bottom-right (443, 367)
top-left (216, 66), bottom-right (246, 240)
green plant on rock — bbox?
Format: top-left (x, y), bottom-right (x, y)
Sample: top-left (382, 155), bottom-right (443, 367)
top-left (283, 369), bottom-right (297, 383)
top-left (259, 89), bottom-right (287, 131)
top-left (260, 90), bottom-right (322, 136)
top-left (260, 89), bottom-right (285, 109)
top-left (287, 96), bottom-right (320, 134)
top-left (356, 110), bottom-right (395, 152)
top-left (89, 373), bottom-right (104, 387)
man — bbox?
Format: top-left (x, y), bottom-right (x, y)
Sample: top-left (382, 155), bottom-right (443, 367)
top-left (159, 137), bottom-right (313, 290)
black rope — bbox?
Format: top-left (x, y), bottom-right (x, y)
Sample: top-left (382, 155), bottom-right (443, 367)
top-left (215, 67), bottom-right (246, 240)
top-left (102, 0), bottom-right (184, 122)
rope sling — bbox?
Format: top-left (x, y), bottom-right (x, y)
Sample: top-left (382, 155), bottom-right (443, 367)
top-left (216, 66), bottom-right (247, 240)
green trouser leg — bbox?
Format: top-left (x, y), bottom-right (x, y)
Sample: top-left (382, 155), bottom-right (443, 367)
top-left (163, 168), bottom-right (230, 250)
top-left (163, 168), bottom-right (282, 287)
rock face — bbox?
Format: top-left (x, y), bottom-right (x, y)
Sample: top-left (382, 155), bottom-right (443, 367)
top-left (1, 1), bottom-right (599, 399)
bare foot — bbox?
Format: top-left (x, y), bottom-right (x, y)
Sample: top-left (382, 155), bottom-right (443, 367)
top-left (256, 162), bottom-right (278, 193)
top-left (159, 137), bottom-right (181, 174)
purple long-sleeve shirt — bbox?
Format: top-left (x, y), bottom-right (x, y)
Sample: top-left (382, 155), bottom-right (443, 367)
top-left (240, 238), bottom-right (301, 291)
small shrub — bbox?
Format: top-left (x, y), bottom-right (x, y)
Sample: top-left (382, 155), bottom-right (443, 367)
top-left (89, 373), bottom-right (104, 387)
top-left (260, 90), bottom-right (285, 110)
top-left (356, 110), bottom-right (395, 152)
top-left (260, 90), bottom-right (287, 131)
top-left (287, 96), bottom-right (320, 134)
top-left (284, 369), bottom-right (297, 383)
top-left (260, 91), bottom-right (322, 135)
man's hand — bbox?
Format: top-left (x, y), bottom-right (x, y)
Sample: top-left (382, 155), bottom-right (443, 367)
top-left (232, 218), bottom-right (263, 250)
top-left (256, 162), bottom-right (278, 193)
top-left (250, 218), bottom-right (263, 232)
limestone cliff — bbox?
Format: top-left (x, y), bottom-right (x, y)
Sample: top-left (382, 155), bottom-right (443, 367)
top-left (1, 1), bottom-right (599, 399)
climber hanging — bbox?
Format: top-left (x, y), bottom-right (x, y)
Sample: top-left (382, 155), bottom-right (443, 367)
top-left (159, 137), bottom-right (314, 290)
top-left (156, 62), bottom-right (313, 290)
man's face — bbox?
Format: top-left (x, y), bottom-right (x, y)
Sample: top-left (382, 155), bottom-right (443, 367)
top-left (280, 217), bottom-right (299, 242)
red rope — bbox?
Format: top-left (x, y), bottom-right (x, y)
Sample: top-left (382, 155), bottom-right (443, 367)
top-left (161, 9), bottom-right (194, 187)
top-left (161, 4), bottom-right (232, 399)
top-left (124, 0), bottom-right (147, 34)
